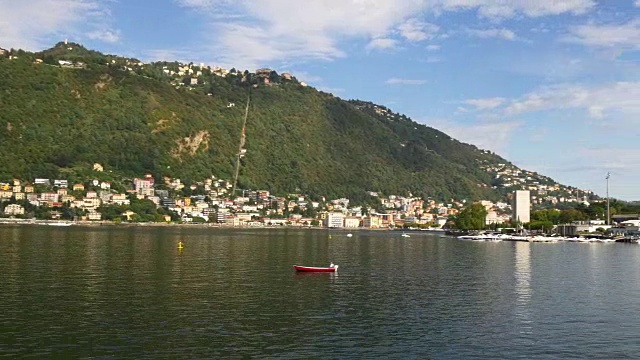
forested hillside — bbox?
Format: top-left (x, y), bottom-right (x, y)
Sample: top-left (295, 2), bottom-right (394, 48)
top-left (0, 42), bottom-right (546, 201)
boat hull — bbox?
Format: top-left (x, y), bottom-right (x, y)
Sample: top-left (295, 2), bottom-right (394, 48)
top-left (293, 265), bottom-right (337, 272)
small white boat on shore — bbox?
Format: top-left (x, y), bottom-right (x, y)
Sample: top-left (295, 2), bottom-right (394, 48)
top-left (47, 221), bottom-right (73, 227)
top-left (458, 234), bottom-right (502, 241)
top-left (528, 236), bottom-right (558, 243)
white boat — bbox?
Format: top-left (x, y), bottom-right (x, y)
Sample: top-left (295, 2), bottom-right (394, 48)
top-left (47, 221), bottom-right (73, 227)
top-left (346, 233), bottom-right (353, 237)
top-left (401, 233), bottom-right (410, 238)
top-left (458, 234), bottom-right (499, 241)
top-left (528, 236), bottom-right (558, 243)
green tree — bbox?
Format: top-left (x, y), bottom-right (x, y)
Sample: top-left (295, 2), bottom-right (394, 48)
top-left (529, 220), bottom-right (554, 232)
top-left (531, 209), bottom-right (561, 224)
top-left (558, 209), bottom-right (587, 224)
top-left (453, 203), bottom-right (488, 230)
top-left (98, 204), bottom-right (126, 221)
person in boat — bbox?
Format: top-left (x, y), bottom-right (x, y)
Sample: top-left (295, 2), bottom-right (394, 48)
top-left (330, 262), bottom-right (335, 268)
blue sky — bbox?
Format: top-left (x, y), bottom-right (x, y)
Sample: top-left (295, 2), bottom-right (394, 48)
top-left (1, 0), bottom-right (639, 200)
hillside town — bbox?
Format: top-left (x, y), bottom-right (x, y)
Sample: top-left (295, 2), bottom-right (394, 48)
top-left (0, 163), bottom-right (454, 228)
top-left (0, 159), bottom-right (607, 230)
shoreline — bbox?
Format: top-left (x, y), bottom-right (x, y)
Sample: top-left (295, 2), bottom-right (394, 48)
top-left (0, 218), bottom-right (417, 231)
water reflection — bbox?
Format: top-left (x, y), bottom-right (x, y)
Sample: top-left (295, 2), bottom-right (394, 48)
top-left (4, 227), bottom-right (640, 358)
top-left (514, 241), bottom-right (532, 334)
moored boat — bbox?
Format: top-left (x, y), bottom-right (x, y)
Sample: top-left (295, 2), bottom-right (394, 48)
top-left (47, 221), bottom-right (73, 227)
top-left (293, 264), bottom-right (338, 272)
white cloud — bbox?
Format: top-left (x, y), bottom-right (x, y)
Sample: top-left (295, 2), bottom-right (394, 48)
top-left (564, 20), bottom-right (640, 50)
top-left (636, 0), bottom-right (640, 7)
top-left (0, 0), bottom-right (118, 50)
top-left (172, 0), bottom-right (597, 67)
top-left (176, 0), bottom-right (217, 7)
top-left (285, 71), bottom-right (322, 83)
top-left (504, 82), bottom-right (640, 119)
top-left (433, 0), bottom-right (596, 19)
top-left (468, 28), bottom-right (517, 40)
top-left (366, 38), bottom-right (398, 51)
top-left (213, 22), bottom-right (347, 69)
top-left (465, 97), bottom-right (506, 110)
top-left (386, 78), bottom-right (427, 85)
top-left (87, 29), bottom-right (120, 44)
top-left (426, 44), bottom-right (441, 51)
top-left (397, 19), bottom-right (439, 42)
top-left (504, 51), bottom-right (640, 82)
top-left (426, 118), bottom-right (524, 154)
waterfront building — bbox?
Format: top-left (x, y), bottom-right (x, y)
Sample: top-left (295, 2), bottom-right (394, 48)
top-left (363, 216), bottom-right (381, 228)
top-left (344, 216), bottom-right (361, 228)
top-left (434, 216), bottom-right (448, 228)
top-left (87, 211), bottom-right (102, 221)
top-left (4, 204), bottom-right (25, 215)
top-left (512, 190), bottom-right (531, 223)
top-left (608, 220), bottom-right (640, 237)
top-left (215, 211), bottom-right (227, 223)
top-left (485, 210), bottom-right (500, 225)
top-left (557, 220), bottom-right (612, 236)
top-left (325, 212), bottom-right (345, 228)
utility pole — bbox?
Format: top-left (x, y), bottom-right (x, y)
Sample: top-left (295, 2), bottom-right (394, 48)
top-left (606, 172), bottom-right (610, 225)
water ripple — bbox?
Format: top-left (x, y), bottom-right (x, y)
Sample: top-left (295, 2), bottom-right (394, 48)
top-left (1, 227), bottom-right (640, 358)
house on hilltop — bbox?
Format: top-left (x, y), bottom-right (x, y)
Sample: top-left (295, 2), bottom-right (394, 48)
top-left (255, 68), bottom-right (273, 85)
top-left (255, 68), bottom-right (271, 77)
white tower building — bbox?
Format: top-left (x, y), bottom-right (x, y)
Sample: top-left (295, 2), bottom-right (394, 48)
top-left (512, 190), bottom-right (531, 223)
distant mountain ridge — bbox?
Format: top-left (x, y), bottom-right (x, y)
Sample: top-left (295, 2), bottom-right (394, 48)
top-left (0, 42), bottom-right (584, 203)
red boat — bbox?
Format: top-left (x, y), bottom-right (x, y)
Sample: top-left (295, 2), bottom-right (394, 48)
top-left (293, 264), bottom-right (339, 272)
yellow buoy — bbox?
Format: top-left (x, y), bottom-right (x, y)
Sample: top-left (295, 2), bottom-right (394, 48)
top-left (178, 241), bottom-right (184, 250)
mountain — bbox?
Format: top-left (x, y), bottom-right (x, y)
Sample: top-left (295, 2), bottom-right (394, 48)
top-left (0, 42), bottom-right (583, 203)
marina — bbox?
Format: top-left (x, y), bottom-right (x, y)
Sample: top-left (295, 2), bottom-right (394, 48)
top-left (455, 233), bottom-right (632, 243)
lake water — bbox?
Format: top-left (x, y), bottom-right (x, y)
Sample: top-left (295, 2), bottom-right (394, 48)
top-left (1, 225), bottom-right (640, 358)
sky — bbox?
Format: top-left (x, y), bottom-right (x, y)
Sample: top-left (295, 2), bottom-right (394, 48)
top-left (0, 0), bottom-right (639, 200)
